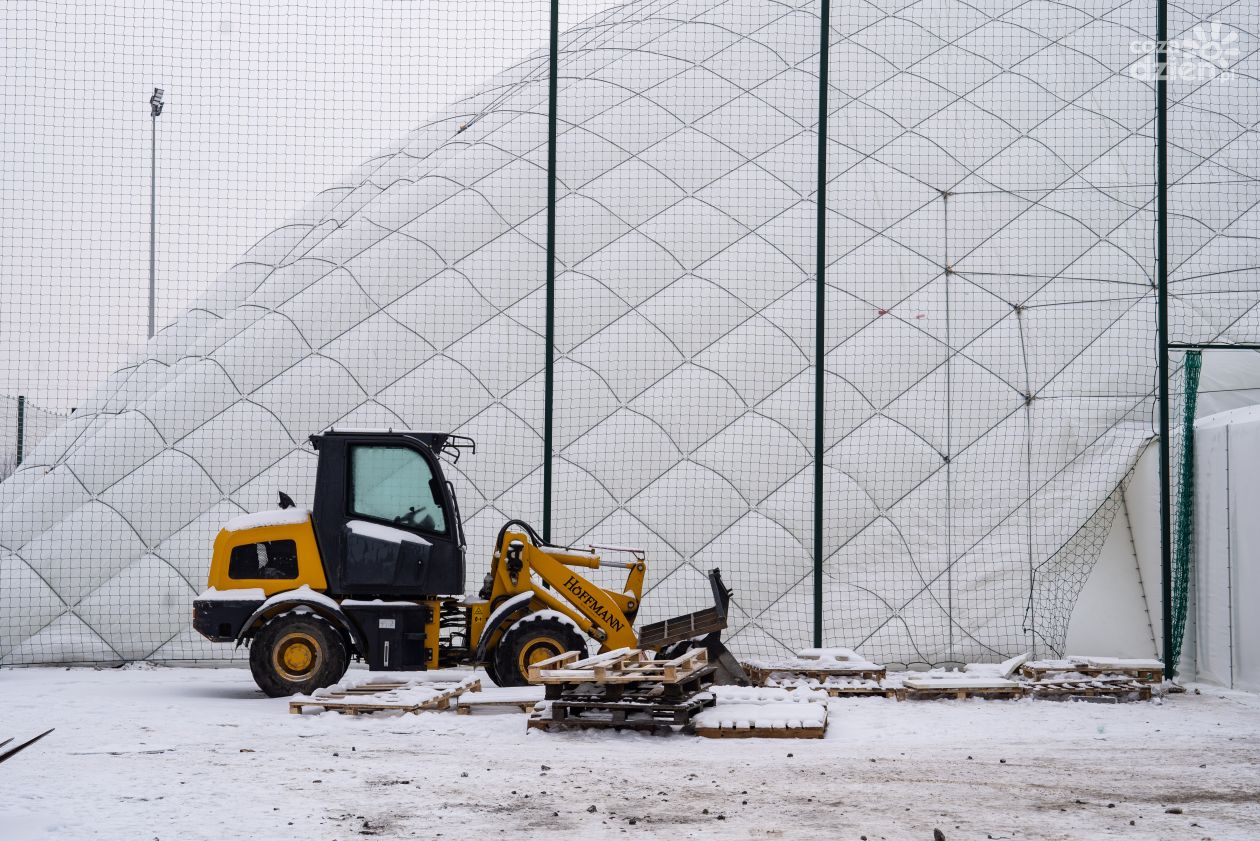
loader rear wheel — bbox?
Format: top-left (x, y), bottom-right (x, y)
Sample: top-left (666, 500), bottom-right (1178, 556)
top-left (249, 614), bottom-right (349, 697)
top-left (492, 615), bottom-right (585, 687)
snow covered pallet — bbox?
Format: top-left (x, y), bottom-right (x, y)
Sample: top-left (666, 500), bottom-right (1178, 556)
top-left (1020, 658), bottom-right (1164, 684)
top-left (743, 648), bottom-right (886, 691)
top-left (694, 687), bottom-right (829, 739)
top-left (455, 686), bottom-right (543, 715)
top-left (1027, 676), bottom-right (1153, 702)
top-left (526, 648), bottom-right (717, 734)
top-left (897, 675), bottom-right (1024, 701)
top-left (289, 676), bottom-right (480, 715)
top-left (762, 674), bottom-right (893, 698)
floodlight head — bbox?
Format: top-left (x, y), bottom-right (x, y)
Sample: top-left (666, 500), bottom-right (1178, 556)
top-left (150, 88), bottom-right (165, 117)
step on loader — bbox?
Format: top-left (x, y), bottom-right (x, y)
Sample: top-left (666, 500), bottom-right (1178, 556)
top-left (193, 429), bottom-right (747, 696)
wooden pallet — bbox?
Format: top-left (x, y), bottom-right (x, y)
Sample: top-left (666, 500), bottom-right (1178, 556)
top-left (1020, 660), bottom-right (1163, 684)
top-left (695, 722), bottom-right (827, 739)
top-left (896, 680), bottom-right (1025, 701)
top-left (746, 664), bottom-right (886, 687)
top-left (457, 699), bottom-right (536, 715)
top-left (763, 675), bottom-right (893, 698)
top-left (551, 691), bottom-right (715, 727)
top-left (527, 698), bottom-right (707, 734)
top-left (1028, 677), bottom-right (1153, 701)
top-left (694, 707), bottom-right (828, 739)
top-left (455, 687), bottom-right (544, 715)
top-left (289, 677), bottom-right (480, 715)
top-left (527, 709), bottom-right (677, 735)
top-left (529, 647), bottom-right (710, 685)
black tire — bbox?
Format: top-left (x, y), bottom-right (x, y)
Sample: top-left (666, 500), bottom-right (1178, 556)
top-left (249, 614), bottom-right (349, 697)
top-left (491, 614), bottom-right (586, 687)
top-left (482, 657), bottom-right (502, 687)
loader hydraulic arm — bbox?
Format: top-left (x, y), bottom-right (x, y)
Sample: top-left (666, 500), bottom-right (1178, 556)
top-left (486, 527), bottom-right (643, 651)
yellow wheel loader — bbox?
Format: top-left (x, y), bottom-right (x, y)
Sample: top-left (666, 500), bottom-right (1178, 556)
top-left (192, 430), bottom-right (744, 696)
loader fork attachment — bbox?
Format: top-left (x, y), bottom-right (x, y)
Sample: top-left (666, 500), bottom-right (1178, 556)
top-left (638, 568), bottom-right (748, 685)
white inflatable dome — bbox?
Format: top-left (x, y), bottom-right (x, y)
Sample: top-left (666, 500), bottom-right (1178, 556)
top-left (1, 0), bottom-right (1254, 665)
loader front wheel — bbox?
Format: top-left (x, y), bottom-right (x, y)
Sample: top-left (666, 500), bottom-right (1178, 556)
top-left (249, 614), bottom-right (349, 697)
top-left (492, 615), bottom-right (585, 687)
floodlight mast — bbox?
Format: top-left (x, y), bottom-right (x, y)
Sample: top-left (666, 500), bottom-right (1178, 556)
top-left (148, 88), bottom-right (164, 339)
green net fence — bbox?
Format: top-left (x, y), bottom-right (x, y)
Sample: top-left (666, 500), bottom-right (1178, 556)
top-left (1, 0), bottom-right (1257, 667)
top-left (1168, 349), bottom-right (1202, 672)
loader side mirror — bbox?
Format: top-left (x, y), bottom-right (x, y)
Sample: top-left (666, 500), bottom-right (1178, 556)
top-left (428, 478), bottom-right (446, 510)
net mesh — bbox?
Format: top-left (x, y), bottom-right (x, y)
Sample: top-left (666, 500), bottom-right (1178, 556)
top-left (1, 397), bottom-right (69, 482)
top-left (0, 0), bottom-right (1257, 667)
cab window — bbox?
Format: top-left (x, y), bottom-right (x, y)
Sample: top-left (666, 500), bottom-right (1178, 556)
top-left (350, 444), bottom-right (447, 533)
top-left (228, 540), bottom-right (299, 580)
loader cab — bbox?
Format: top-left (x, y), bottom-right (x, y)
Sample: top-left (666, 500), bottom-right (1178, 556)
top-left (309, 430), bottom-right (469, 598)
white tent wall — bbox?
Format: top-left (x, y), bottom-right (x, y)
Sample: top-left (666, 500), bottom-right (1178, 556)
top-left (1196, 351), bottom-right (1260, 418)
top-left (1064, 482), bottom-right (1158, 660)
top-left (1190, 407), bottom-right (1260, 692)
top-left (1068, 349), bottom-right (1260, 682)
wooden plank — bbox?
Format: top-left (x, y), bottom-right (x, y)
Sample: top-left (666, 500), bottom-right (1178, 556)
top-left (528, 650), bottom-right (580, 673)
top-left (592, 650), bottom-right (648, 681)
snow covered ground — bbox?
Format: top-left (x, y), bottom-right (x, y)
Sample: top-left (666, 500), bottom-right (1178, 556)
top-left (2, 666), bottom-right (1258, 840)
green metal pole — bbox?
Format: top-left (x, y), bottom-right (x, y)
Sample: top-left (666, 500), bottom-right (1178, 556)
top-left (813, 0), bottom-right (831, 648)
top-left (1156, 0), bottom-right (1173, 679)
top-left (15, 395), bottom-right (25, 467)
top-left (543, 0), bottom-right (559, 543)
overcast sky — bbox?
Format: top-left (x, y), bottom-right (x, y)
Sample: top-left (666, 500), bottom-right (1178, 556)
top-left (2, 0), bottom-right (609, 412)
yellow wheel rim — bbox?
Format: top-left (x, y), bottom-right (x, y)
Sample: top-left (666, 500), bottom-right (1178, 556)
top-left (518, 637), bottom-right (564, 674)
top-left (273, 631), bottom-right (321, 682)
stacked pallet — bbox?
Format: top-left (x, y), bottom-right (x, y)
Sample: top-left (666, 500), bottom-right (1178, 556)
top-left (526, 648), bottom-right (716, 734)
top-left (744, 647), bottom-right (890, 697)
top-left (1021, 657), bottom-right (1162, 701)
top-left (1020, 657), bottom-right (1164, 684)
top-left (897, 674), bottom-right (1024, 701)
top-left (1026, 676), bottom-right (1152, 702)
top-left (289, 675), bottom-right (480, 715)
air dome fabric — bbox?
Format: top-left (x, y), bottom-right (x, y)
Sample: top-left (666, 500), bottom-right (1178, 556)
top-left (2, 0), bottom-right (1255, 665)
